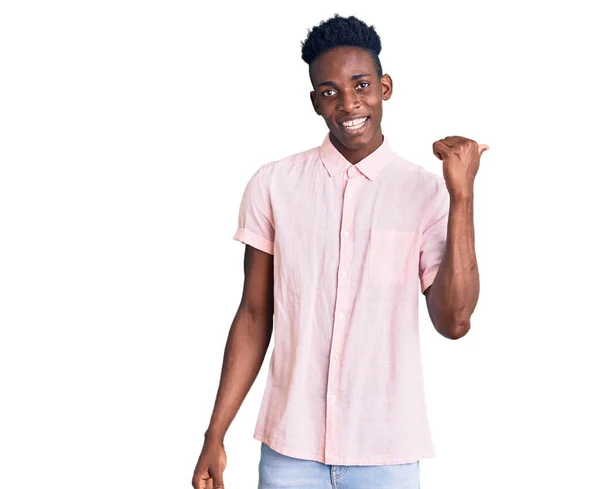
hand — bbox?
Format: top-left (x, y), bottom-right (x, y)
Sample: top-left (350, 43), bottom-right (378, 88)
top-left (432, 135), bottom-right (489, 198)
top-left (192, 438), bottom-right (228, 489)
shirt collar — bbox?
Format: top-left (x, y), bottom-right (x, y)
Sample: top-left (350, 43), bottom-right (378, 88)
top-left (318, 131), bottom-right (394, 181)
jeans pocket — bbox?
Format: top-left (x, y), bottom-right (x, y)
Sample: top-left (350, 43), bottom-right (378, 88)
top-left (368, 229), bottom-right (415, 286)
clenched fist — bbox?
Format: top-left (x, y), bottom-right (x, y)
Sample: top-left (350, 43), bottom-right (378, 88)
top-left (192, 437), bottom-right (227, 489)
top-left (432, 135), bottom-right (489, 199)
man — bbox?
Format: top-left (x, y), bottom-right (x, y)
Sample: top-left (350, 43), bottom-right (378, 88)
top-left (193, 13), bottom-right (488, 489)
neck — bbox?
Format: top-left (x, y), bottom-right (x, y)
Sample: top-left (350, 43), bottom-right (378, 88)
top-left (330, 130), bottom-right (384, 165)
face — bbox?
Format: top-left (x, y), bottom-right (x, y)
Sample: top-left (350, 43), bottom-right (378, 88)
top-left (309, 46), bottom-right (393, 159)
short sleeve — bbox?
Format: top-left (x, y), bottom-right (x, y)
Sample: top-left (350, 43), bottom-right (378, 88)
top-left (419, 176), bottom-right (449, 294)
top-left (233, 165), bottom-right (275, 255)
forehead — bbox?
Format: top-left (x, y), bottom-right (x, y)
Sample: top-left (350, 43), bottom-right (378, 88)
top-left (311, 46), bottom-right (375, 84)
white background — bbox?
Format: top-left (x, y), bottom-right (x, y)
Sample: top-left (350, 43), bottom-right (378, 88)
top-left (1, 1), bottom-right (599, 488)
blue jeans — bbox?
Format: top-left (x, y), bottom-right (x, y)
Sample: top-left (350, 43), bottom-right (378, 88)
top-left (258, 442), bottom-right (420, 489)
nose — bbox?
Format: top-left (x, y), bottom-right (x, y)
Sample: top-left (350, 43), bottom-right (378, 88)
top-left (338, 89), bottom-right (360, 114)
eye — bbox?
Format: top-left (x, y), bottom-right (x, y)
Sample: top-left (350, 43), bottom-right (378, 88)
top-left (321, 82), bottom-right (369, 98)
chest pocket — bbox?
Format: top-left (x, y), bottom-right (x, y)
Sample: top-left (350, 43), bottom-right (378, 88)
top-left (368, 229), bottom-right (416, 286)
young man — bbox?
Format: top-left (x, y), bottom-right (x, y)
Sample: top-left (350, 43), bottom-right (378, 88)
top-left (193, 14), bottom-right (488, 489)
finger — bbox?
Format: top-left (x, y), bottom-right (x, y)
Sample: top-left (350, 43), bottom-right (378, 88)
top-left (433, 140), bottom-right (451, 159)
top-left (193, 472), bottom-right (208, 489)
top-left (478, 144), bottom-right (489, 155)
top-left (196, 475), bottom-right (209, 489)
top-left (432, 148), bottom-right (446, 160)
top-left (210, 470), bottom-right (224, 489)
top-left (442, 135), bottom-right (464, 146)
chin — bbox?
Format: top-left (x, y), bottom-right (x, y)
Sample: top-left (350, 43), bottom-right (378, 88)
top-left (339, 130), bottom-right (375, 148)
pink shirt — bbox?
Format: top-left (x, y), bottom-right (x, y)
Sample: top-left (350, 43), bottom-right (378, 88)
top-left (233, 132), bottom-right (449, 465)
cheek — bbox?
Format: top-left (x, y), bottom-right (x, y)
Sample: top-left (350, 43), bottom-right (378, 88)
top-left (369, 104), bottom-right (383, 122)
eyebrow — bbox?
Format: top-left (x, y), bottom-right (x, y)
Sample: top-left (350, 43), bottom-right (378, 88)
top-left (317, 73), bottom-right (371, 89)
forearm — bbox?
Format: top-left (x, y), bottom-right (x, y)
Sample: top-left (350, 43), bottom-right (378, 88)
top-left (428, 193), bottom-right (480, 339)
top-left (204, 307), bottom-right (272, 443)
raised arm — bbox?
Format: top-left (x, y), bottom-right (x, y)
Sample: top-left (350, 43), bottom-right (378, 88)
top-left (424, 193), bottom-right (478, 339)
top-left (425, 135), bottom-right (488, 340)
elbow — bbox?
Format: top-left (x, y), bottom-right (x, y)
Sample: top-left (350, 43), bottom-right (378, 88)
top-left (439, 317), bottom-right (470, 340)
top-left (428, 293), bottom-right (474, 340)
top-left (450, 319), bottom-right (471, 340)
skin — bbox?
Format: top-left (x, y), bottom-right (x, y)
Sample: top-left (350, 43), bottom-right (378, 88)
top-left (425, 137), bottom-right (488, 339)
top-left (309, 46), bottom-right (392, 164)
top-left (192, 45), bottom-right (489, 488)
top-left (193, 246), bottom-right (274, 489)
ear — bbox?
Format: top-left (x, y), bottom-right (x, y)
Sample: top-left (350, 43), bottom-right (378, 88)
top-left (380, 74), bottom-right (393, 101)
top-left (310, 91), bottom-right (320, 115)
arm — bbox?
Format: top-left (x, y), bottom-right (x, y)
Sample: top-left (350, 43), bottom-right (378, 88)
top-left (425, 135), bottom-right (488, 340)
top-left (424, 194), bottom-right (479, 339)
top-left (203, 244), bottom-right (274, 443)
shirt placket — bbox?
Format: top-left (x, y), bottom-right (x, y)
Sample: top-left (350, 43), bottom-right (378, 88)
top-left (324, 164), bottom-right (360, 463)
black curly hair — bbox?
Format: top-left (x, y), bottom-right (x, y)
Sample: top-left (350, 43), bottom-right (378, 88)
top-left (300, 14), bottom-right (383, 81)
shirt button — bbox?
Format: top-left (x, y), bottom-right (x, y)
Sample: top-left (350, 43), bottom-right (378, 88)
top-left (339, 311), bottom-right (345, 317)
top-left (342, 231), bottom-right (349, 237)
top-left (341, 271), bottom-right (348, 277)
top-left (336, 353), bottom-right (341, 359)
top-left (330, 395), bottom-right (337, 400)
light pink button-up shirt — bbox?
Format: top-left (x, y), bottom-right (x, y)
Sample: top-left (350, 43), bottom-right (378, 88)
top-left (233, 131), bottom-right (449, 465)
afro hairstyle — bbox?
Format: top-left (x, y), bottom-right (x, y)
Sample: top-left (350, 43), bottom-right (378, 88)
top-left (300, 14), bottom-right (383, 81)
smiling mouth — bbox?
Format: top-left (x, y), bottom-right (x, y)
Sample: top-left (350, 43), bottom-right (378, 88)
top-left (339, 116), bottom-right (370, 133)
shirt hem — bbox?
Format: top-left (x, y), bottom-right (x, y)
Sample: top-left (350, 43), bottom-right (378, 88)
top-left (254, 432), bottom-right (436, 466)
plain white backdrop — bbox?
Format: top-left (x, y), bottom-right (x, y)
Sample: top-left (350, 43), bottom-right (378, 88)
top-left (1, 1), bottom-right (599, 488)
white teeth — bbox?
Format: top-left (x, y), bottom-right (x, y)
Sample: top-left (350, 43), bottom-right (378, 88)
top-left (341, 117), bottom-right (367, 127)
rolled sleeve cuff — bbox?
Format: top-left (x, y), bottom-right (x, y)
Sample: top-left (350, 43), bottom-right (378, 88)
top-left (421, 267), bottom-right (439, 294)
top-left (233, 228), bottom-right (274, 255)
